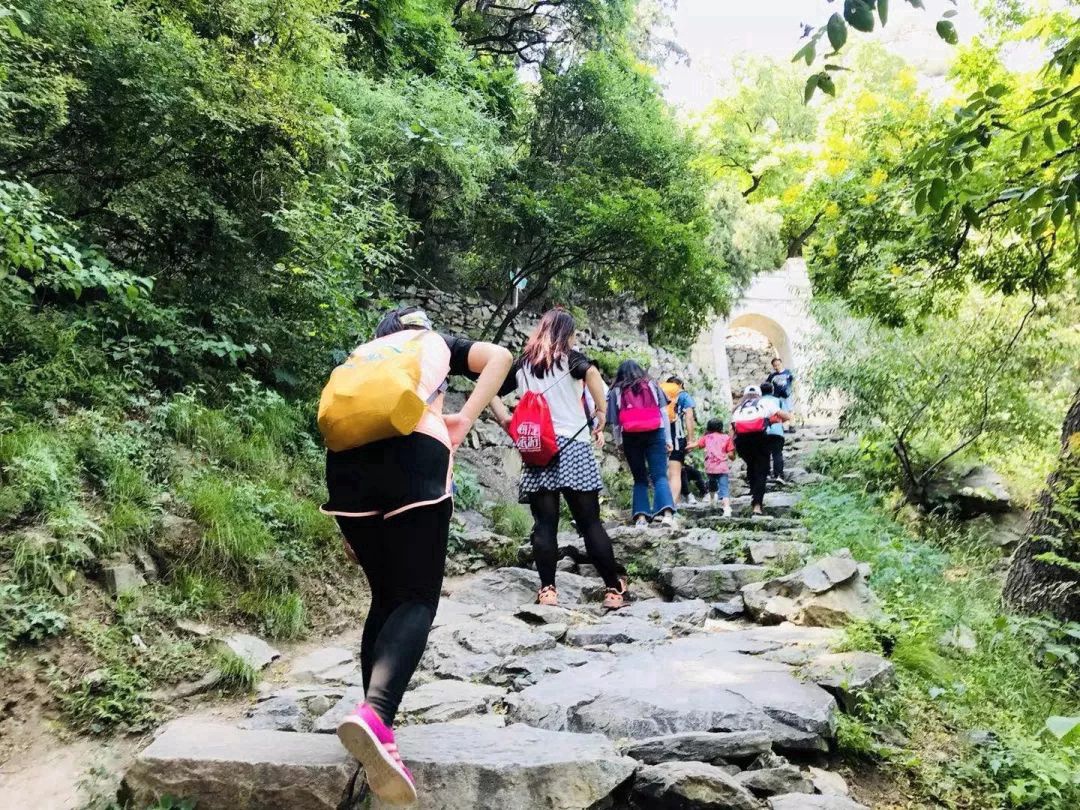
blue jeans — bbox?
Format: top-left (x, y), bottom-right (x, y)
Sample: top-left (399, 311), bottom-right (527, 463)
top-left (707, 473), bottom-right (730, 498)
top-left (622, 428), bottom-right (676, 519)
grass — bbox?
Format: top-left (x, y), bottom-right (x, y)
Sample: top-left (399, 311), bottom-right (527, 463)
top-left (799, 481), bottom-right (1080, 809)
top-left (238, 587), bottom-right (307, 640)
top-left (488, 502), bottom-right (532, 539)
top-left (214, 648), bottom-right (259, 692)
top-left (181, 472), bottom-right (273, 565)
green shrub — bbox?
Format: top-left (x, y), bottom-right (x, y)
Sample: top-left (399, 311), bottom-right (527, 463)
top-left (0, 424), bottom-right (80, 524)
top-left (590, 349), bottom-right (652, 380)
top-left (453, 464), bottom-right (482, 511)
top-left (0, 583), bottom-right (67, 658)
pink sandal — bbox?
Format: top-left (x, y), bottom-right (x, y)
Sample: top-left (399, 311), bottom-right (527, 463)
top-left (537, 585), bottom-right (558, 606)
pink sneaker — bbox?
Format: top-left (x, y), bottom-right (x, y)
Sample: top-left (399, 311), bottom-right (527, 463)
top-left (337, 703), bottom-right (417, 805)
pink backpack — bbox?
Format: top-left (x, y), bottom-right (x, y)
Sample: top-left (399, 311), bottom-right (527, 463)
top-left (618, 380), bottom-right (663, 433)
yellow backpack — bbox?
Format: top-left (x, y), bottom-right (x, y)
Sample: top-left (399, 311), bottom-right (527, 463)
top-left (317, 332), bottom-right (447, 452)
top-left (660, 381), bottom-right (681, 423)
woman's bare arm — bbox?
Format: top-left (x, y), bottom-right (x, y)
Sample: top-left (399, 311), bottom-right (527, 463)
top-left (444, 342), bottom-right (513, 449)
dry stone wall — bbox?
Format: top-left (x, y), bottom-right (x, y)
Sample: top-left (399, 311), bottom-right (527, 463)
top-left (726, 327), bottom-right (777, 402)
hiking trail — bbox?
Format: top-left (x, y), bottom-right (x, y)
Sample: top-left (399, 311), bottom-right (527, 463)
top-left (121, 425), bottom-right (887, 809)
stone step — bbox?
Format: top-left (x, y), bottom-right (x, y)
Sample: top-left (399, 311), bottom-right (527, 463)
top-left (121, 720), bottom-right (637, 810)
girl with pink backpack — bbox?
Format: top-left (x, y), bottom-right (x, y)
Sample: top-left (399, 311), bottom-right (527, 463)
top-left (607, 360), bottom-right (677, 528)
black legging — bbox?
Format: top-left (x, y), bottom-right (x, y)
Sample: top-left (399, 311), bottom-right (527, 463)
top-left (767, 433), bottom-right (785, 478)
top-left (735, 432), bottom-right (770, 508)
top-left (336, 499), bottom-right (452, 726)
top-left (529, 489), bottom-right (622, 590)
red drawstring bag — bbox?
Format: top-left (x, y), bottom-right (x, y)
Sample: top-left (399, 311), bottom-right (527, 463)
top-left (509, 389), bottom-right (559, 467)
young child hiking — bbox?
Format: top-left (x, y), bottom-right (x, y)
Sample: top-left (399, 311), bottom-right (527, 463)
top-left (491, 309), bottom-right (629, 610)
top-left (319, 306), bottom-right (512, 805)
top-left (692, 418), bottom-right (736, 516)
top-left (606, 360), bottom-right (676, 527)
top-left (660, 376), bottom-right (696, 507)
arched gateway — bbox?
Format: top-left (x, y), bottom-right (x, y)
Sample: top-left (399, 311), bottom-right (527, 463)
top-left (691, 257), bottom-right (816, 412)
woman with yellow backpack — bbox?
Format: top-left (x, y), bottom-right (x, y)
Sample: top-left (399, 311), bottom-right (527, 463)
top-left (318, 306), bottom-right (512, 806)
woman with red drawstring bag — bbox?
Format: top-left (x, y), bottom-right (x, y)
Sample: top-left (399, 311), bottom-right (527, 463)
top-left (491, 309), bottom-right (629, 610)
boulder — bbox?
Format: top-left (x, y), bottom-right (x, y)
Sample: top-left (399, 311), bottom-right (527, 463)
top-left (927, 464), bottom-right (1011, 517)
top-left (221, 633), bottom-right (280, 670)
top-left (708, 624), bottom-right (841, 667)
top-left (736, 766), bottom-right (814, 797)
top-left (381, 723), bottom-right (637, 810)
top-left (769, 795), bottom-right (869, 810)
top-left (741, 552), bottom-right (882, 628)
top-left (662, 564), bottom-right (768, 601)
top-left (421, 614), bottom-right (556, 682)
top-left (508, 635), bottom-right (837, 751)
top-left (800, 652), bottom-right (894, 709)
top-left (621, 731), bottom-right (772, 765)
top-left (399, 680), bottom-right (505, 724)
top-left (630, 761), bottom-right (760, 810)
top-left (121, 722), bottom-right (355, 810)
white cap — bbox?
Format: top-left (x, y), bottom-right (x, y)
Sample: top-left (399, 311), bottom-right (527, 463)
top-left (744, 385), bottom-right (761, 397)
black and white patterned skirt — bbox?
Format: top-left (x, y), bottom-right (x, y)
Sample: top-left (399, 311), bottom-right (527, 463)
top-left (518, 436), bottom-right (603, 502)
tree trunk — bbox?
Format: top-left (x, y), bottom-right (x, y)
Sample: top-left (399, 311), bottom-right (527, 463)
top-left (1002, 384), bottom-right (1080, 621)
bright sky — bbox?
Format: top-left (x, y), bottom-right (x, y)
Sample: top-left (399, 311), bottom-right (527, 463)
top-left (659, 0), bottom-right (983, 112)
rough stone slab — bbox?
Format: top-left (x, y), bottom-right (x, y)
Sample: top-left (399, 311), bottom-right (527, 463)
top-left (736, 765), bottom-right (814, 797)
top-left (565, 615), bottom-right (669, 647)
top-left (501, 646), bottom-right (610, 689)
top-left (662, 564), bottom-right (768, 600)
top-left (399, 680), bottom-right (505, 724)
top-left (731, 491), bottom-right (800, 516)
top-left (121, 721), bottom-right (354, 810)
top-left (746, 540), bottom-right (811, 566)
top-left (617, 599), bottom-right (714, 628)
top-left (450, 567), bottom-right (602, 610)
top-left (508, 635), bottom-right (837, 750)
top-left (221, 633), bottom-right (280, 670)
top-left (240, 695), bottom-right (308, 732)
top-left (432, 599), bottom-right (486, 628)
top-left (514, 603), bottom-right (594, 626)
top-left (621, 730), bottom-right (772, 765)
top-left (289, 647), bottom-right (354, 681)
top-left (769, 794), bottom-right (869, 809)
top-left (708, 624), bottom-right (841, 666)
top-left (379, 722), bottom-right (637, 810)
top-left (313, 686), bottom-right (365, 733)
top-left (631, 761), bottom-right (760, 810)
top-left (742, 553), bottom-right (882, 628)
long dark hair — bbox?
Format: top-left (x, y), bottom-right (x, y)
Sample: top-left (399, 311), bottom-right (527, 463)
top-left (522, 308), bottom-right (576, 378)
top-left (613, 359), bottom-right (650, 391)
top-left (375, 305), bottom-right (427, 338)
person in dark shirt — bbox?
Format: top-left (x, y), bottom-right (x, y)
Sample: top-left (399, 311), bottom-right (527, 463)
top-left (765, 357), bottom-right (795, 431)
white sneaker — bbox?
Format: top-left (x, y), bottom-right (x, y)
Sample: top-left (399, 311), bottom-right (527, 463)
top-left (723, 506), bottom-right (732, 517)
top-left (687, 494), bottom-right (698, 505)
top-left (659, 512), bottom-right (675, 528)
top-left (634, 516), bottom-right (648, 528)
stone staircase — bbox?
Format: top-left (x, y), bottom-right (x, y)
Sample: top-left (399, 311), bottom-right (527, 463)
top-left (121, 426), bottom-right (884, 809)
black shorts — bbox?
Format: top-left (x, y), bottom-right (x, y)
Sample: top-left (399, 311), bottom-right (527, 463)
top-left (668, 423), bottom-right (688, 463)
top-left (322, 433), bottom-right (451, 518)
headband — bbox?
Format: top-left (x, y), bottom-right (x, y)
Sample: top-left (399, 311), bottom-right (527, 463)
top-left (400, 310), bottom-right (433, 329)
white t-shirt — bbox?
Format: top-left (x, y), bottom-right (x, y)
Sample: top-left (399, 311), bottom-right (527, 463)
top-left (514, 352), bottom-right (592, 439)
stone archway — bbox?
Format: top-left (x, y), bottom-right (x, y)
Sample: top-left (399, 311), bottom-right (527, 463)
top-left (691, 257), bottom-right (815, 413)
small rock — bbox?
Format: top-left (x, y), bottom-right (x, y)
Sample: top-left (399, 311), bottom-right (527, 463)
top-left (132, 547), bottom-right (159, 581)
top-left (939, 624), bottom-right (977, 655)
top-left (104, 563), bottom-right (145, 596)
top-left (176, 619), bottom-right (214, 637)
top-left (539, 623), bottom-right (568, 640)
top-left (662, 564), bottom-right (767, 600)
top-left (746, 540), bottom-right (811, 566)
top-left (313, 687), bottom-right (366, 733)
top-left (222, 633), bottom-right (281, 671)
top-left (81, 669), bottom-right (108, 689)
top-left (807, 766), bottom-right (849, 796)
top-left (241, 695), bottom-right (307, 732)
